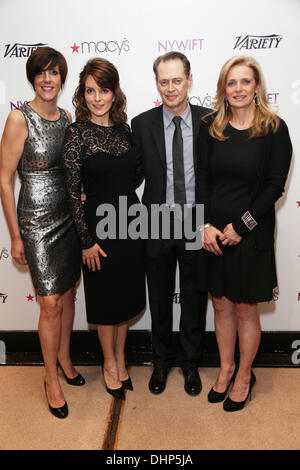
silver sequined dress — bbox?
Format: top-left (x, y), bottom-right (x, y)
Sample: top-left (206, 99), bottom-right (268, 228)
top-left (17, 103), bottom-right (81, 296)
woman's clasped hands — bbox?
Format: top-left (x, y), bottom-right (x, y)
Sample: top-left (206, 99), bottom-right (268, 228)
top-left (202, 223), bottom-right (242, 256)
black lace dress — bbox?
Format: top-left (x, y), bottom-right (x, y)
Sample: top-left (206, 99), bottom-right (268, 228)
top-left (63, 120), bottom-right (146, 324)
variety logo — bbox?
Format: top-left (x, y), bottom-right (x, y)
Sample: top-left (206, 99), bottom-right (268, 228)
top-left (153, 98), bottom-right (162, 107)
top-left (0, 248), bottom-right (9, 261)
top-left (158, 39), bottom-right (204, 53)
top-left (297, 202), bottom-right (300, 207)
top-left (10, 100), bottom-right (28, 111)
top-left (26, 294), bottom-right (35, 302)
top-left (0, 293), bottom-right (8, 304)
top-left (70, 39), bottom-right (130, 55)
top-left (233, 34), bottom-right (283, 50)
top-left (4, 42), bottom-right (47, 58)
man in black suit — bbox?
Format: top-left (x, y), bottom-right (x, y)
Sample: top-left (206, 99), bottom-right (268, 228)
top-left (131, 52), bottom-right (209, 395)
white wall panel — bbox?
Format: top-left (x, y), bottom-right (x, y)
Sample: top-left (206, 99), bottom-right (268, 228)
top-left (0, 0), bottom-right (299, 331)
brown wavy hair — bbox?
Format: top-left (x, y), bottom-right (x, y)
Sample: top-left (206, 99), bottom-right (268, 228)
top-left (73, 58), bottom-right (127, 124)
top-left (206, 56), bottom-right (279, 140)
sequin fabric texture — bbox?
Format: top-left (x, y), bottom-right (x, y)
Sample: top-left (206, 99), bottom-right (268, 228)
top-left (17, 104), bottom-right (81, 296)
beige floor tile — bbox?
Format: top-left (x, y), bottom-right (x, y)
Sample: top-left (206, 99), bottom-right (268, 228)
top-left (0, 366), bottom-right (110, 450)
top-left (117, 367), bottom-right (300, 450)
top-left (1, 365), bottom-right (300, 450)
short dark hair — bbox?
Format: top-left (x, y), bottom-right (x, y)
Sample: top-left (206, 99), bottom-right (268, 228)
top-left (26, 47), bottom-right (68, 89)
top-left (153, 52), bottom-right (191, 79)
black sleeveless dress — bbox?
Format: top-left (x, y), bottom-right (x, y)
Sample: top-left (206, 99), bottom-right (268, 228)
top-left (63, 120), bottom-right (146, 324)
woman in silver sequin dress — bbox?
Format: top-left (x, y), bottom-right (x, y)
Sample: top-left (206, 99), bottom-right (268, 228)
top-left (0, 47), bottom-right (83, 419)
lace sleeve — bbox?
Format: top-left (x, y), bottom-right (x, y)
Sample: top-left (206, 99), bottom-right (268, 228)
top-left (63, 124), bottom-right (96, 249)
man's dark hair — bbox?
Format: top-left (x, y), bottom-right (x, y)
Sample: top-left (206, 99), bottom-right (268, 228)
top-left (153, 52), bottom-right (191, 79)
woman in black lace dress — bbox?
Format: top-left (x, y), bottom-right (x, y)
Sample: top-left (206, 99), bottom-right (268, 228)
top-left (63, 58), bottom-right (145, 399)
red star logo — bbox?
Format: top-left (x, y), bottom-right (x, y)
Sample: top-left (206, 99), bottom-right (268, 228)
top-left (70, 43), bottom-right (80, 53)
top-left (26, 294), bottom-right (34, 301)
top-left (153, 99), bottom-right (162, 107)
top-left (297, 201), bottom-right (300, 207)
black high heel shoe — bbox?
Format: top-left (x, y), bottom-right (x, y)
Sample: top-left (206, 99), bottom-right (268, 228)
top-left (208, 366), bottom-right (238, 403)
top-left (57, 360), bottom-right (85, 386)
top-left (102, 366), bottom-right (125, 400)
top-left (106, 384), bottom-right (125, 400)
top-left (223, 370), bottom-right (256, 412)
top-left (121, 376), bottom-right (133, 391)
top-left (44, 381), bottom-right (68, 419)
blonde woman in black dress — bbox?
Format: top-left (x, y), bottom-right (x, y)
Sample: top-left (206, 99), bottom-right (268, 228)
top-left (198, 56), bottom-right (292, 411)
top-left (63, 58), bottom-right (145, 400)
top-left (0, 47), bottom-right (83, 419)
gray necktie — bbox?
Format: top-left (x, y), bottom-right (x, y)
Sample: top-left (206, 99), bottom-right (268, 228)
top-left (172, 116), bottom-right (186, 208)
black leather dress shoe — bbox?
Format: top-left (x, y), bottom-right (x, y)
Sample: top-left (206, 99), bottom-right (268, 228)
top-left (182, 367), bottom-right (202, 396)
top-left (149, 366), bottom-right (170, 394)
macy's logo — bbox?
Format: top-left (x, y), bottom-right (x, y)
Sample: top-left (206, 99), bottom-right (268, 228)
top-left (70, 39), bottom-right (130, 55)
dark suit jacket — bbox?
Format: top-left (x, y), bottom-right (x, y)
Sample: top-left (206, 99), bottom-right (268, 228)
top-left (131, 103), bottom-right (211, 256)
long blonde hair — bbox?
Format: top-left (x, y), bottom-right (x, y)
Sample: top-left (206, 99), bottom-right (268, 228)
top-left (207, 56), bottom-right (279, 140)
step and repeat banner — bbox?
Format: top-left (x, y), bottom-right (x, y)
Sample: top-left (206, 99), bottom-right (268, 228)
top-left (0, 0), bottom-right (299, 331)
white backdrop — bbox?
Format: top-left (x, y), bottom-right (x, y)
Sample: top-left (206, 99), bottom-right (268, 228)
top-left (0, 0), bottom-right (299, 331)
